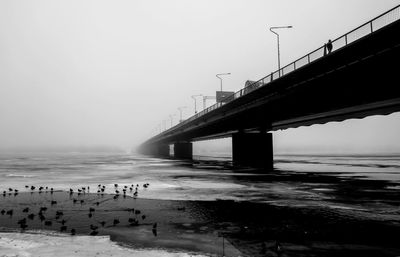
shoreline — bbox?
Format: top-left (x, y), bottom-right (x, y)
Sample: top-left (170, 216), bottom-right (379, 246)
top-left (1, 189), bottom-right (400, 256)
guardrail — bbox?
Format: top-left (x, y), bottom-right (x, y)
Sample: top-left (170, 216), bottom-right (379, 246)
top-left (152, 4), bottom-right (400, 140)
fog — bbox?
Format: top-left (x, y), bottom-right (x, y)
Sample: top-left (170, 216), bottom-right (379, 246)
top-left (1, 0), bottom-right (399, 153)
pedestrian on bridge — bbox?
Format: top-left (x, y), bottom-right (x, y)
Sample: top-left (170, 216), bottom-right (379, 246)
top-left (326, 39), bottom-right (333, 54)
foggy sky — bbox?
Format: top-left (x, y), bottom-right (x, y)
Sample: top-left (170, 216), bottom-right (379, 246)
top-left (1, 0), bottom-right (399, 153)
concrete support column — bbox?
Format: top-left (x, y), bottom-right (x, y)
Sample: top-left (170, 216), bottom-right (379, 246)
top-left (232, 132), bottom-right (273, 169)
top-left (158, 144), bottom-right (170, 157)
top-left (174, 142), bottom-right (193, 160)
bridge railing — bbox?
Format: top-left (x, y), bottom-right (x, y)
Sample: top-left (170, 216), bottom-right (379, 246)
top-left (153, 4), bottom-right (400, 140)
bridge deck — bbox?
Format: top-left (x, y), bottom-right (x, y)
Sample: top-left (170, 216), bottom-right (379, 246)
top-left (142, 7), bottom-right (400, 147)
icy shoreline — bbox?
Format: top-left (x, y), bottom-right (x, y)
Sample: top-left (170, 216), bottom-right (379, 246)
top-left (0, 231), bottom-right (210, 257)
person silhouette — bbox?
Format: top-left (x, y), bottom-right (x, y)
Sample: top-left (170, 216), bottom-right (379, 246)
top-left (326, 39), bottom-right (333, 54)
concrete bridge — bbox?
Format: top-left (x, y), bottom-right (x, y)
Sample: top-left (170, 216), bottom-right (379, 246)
top-left (138, 5), bottom-right (400, 168)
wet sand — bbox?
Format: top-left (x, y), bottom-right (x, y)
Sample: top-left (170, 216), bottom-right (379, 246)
top-left (1, 189), bottom-right (400, 256)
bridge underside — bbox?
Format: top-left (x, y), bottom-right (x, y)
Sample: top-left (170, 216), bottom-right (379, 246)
top-left (139, 19), bottom-right (400, 169)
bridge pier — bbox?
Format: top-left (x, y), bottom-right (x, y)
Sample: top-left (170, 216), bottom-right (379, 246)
top-left (174, 142), bottom-right (193, 160)
top-left (232, 132), bottom-right (273, 169)
top-left (158, 144), bottom-right (170, 157)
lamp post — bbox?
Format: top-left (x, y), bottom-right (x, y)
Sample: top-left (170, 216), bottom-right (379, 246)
top-left (177, 106), bottom-right (187, 122)
top-left (191, 94), bottom-right (203, 114)
top-left (203, 95), bottom-right (216, 109)
top-left (216, 73), bottom-right (231, 91)
top-left (269, 26), bottom-right (292, 76)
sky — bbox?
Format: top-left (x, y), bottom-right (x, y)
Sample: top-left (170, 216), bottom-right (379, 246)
top-left (0, 0), bottom-right (399, 153)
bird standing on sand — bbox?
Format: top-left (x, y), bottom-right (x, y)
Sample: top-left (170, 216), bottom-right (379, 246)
top-left (152, 223), bottom-right (157, 237)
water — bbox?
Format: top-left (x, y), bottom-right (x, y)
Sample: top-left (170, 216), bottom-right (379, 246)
top-left (1, 152), bottom-right (400, 256)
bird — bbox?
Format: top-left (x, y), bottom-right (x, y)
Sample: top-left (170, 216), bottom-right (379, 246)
top-left (6, 210), bottom-right (13, 216)
top-left (88, 213), bottom-right (93, 218)
top-left (89, 207), bottom-right (95, 212)
top-left (113, 219), bottom-right (120, 226)
top-left (90, 230), bottom-right (98, 236)
top-left (152, 222), bottom-right (157, 234)
top-left (70, 229), bottom-right (76, 235)
top-left (22, 207), bottom-right (29, 213)
top-left (95, 202), bottom-right (100, 206)
top-left (28, 213), bottom-right (35, 220)
top-left (60, 225), bottom-right (67, 232)
top-left (31, 186), bottom-right (36, 190)
top-left (51, 200), bottom-right (57, 205)
top-left (135, 210), bottom-right (141, 215)
top-left (100, 221), bottom-right (106, 227)
top-left (90, 224), bottom-right (98, 230)
top-left (56, 211), bottom-right (63, 216)
top-left (142, 215), bottom-right (146, 220)
top-left (129, 218), bottom-right (138, 226)
top-left (61, 219), bottom-right (67, 225)
top-left (17, 218), bottom-right (27, 225)
top-left (0, 210), bottom-right (5, 215)
top-left (44, 220), bottom-right (52, 226)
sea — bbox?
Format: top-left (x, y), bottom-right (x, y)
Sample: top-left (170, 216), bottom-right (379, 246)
top-left (1, 152), bottom-right (400, 256)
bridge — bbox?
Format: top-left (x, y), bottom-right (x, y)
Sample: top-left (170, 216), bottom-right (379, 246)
top-left (138, 5), bottom-right (400, 168)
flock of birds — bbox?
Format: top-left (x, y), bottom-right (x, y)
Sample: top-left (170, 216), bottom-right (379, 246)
top-left (0, 183), bottom-right (158, 237)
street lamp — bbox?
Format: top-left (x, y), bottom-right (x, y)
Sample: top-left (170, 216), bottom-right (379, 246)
top-left (191, 94), bottom-right (203, 114)
top-left (216, 73), bottom-right (231, 91)
top-left (203, 95), bottom-right (216, 109)
top-left (177, 106), bottom-right (187, 122)
top-left (269, 26), bottom-right (292, 76)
